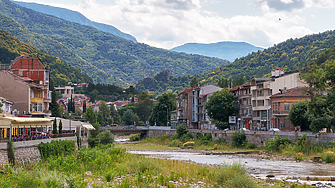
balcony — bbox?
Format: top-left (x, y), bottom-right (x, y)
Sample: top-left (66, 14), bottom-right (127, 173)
top-left (43, 98), bottom-right (51, 103)
top-left (239, 93), bottom-right (252, 99)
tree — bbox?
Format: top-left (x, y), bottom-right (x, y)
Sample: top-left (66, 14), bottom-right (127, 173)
top-left (49, 79), bottom-right (60, 117)
top-left (83, 100), bottom-right (87, 113)
top-left (84, 105), bottom-right (100, 138)
top-left (205, 89), bottom-right (237, 123)
top-left (110, 104), bottom-right (120, 125)
top-left (148, 92), bottom-right (177, 126)
top-left (299, 63), bottom-right (327, 102)
top-left (118, 103), bottom-right (137, 118)
top-left (137, 92), bottom-right (154, 122)
top-left (58, 120), bottom-right (63, 135)
top-left (97, 130), bottom-right (114, 145)
top-left (97, 102), bottom-right (111, 126)
top-left (52, 117), bottom-right (57, 134)
top-left (0, 98), bottom-right (4, 113)
top-left (176, 123), bottom-right (188, 138)
top-left (190, 77), bottom-right (198, 87)
top-left (288, 101), bottom-right (310, 131)
top-left (122, 109), bottom-right (134, 125)
top-left (133, 113), bottom-right (143, 126)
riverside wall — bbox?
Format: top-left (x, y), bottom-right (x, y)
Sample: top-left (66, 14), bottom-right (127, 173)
top-left (147, 129), bottom-right (335, 145)
top-left (0, 136), bottom-right (86, 166)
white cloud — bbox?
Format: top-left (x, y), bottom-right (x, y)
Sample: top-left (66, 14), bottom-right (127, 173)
top-left (15, 0), bottom-right (316, 49)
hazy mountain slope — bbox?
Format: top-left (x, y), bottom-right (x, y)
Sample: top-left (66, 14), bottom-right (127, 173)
top-left (170, 41), bottom-right (264, 62)
top-left (11, 0), bottom-right (137, 42)
top-left (0, 13), bottom-right (124, 85)
top-left (0, 30), bottom-right (93, 86)
top-left (0, 0), bottom-right (229, 86)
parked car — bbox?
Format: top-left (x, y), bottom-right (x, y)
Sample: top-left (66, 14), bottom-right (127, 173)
top-left (123, 125), bottom-right (135, 129)
top-left (269, 128), bottom-right (281, 132)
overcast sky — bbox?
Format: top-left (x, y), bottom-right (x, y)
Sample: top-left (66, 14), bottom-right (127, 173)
top-left (14, 0), bottom-right (335, 49)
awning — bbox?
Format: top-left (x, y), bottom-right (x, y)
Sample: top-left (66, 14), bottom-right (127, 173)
top-left (81, 122), bottom-right (95, 130)
top-left (0, 115), bottom-right (53, 128)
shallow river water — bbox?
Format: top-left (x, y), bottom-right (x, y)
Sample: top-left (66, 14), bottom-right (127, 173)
top-left (128, 150), bottom-right (335, 178)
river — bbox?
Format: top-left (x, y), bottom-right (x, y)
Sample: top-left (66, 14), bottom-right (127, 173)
top-left (128, 150), bottom-right (335, 178)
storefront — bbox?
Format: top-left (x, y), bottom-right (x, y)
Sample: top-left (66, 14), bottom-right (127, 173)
top-left (0, 115), bottom-right (53, 141)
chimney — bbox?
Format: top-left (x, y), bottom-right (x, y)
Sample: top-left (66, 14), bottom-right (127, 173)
top-left (280, 69), bottom-right (285, 76)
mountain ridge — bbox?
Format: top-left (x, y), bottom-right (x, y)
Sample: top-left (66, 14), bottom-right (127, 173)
top-left (11, 0), bottom-right (137, 42)
top-left (170, 41), bottom-right (264, 62)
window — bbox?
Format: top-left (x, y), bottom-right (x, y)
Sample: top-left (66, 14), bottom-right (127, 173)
top-left (37, 103), bottom-right (43, 112)
top-left (257, 100), bottom-right (264, 106)
top-left (256, 111), bottom-right (260, 117)
top-left (284, 102), bottom-right (290, 111)
top-left (30, 89), bottom-right (33, 98)
top-left (257, 90), bottom-right (264, 96)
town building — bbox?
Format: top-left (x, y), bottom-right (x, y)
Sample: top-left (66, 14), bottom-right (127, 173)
top-left (177, 87), bottom-right (194, 128)
top-left (0, 70), bottom-right (46, 115)
top-left (55, 86), bottom-right (74, 97)
top-left (250, 68), bottom-right (307, 130)
top-left (5, 55), bottom-right (52, 114)
top-left (191, 85), bottom-right (222, 129)
top-left (229, 83), bottom-right (252, 129)
top-left (270, 87), bottom-right (311, 131)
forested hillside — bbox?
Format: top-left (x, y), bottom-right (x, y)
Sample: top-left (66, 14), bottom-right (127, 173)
top-left (170, 41), bottom-right (263, 62)
top-left (135, 69), bottom-right (193, 96)
top-left (12, 1), bottom-right (137, 42)
top-left (0, 0), bottom-right (228, 86)
top-left (196, 30), bottom-right (335, 86)
top-left (136, 30), bottom-right (335, 94)
top-left (0, 13), bottom-right (123, 85)
top-left (0, 31), bottom-right (93, 86)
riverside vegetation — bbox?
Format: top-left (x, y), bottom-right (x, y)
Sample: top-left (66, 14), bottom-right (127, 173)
top-left (127, 124), bottom-right (335, 164)
top-left (0, 139), bottom-right (313, 187)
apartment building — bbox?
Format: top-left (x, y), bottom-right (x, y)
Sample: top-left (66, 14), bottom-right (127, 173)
top-left (250, 68), bottom-right (307, 130)
top-left (177, 87), bottom-right (193, 127)
top-left (191, 85), bottom-right (222, 129)
top-left (9, 55), bottom-right (51, 112)
top-left (229, 83), bottom-right (252, 129)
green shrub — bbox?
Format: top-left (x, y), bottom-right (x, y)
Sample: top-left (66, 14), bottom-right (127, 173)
top-left (215, 163), bottom-right (256, 188)
top-left (214, 137), bottom-right (226, 144)
top-left (196, 132), bottom-right (203, 139)
top-left (231, 131), bottom-right (246, 148)
top-left (130, 134), bottom-right (140, 141)
top-left (38, 140), bottom-right (75, 159)
top-left (97, 130), bottom-right (114, 145)
top-left (265, 134), bottom-right (291, 153)
top-left (243, 142), bottom-right (257, 149)
top-left (321, 151), bottom-right (335, 163)
top-left (88, 137), bottom-right (100, 148)
top-left (176, 123), bottom-right (188, 138)
top-left (7, 140), bottom-right (15, 166)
